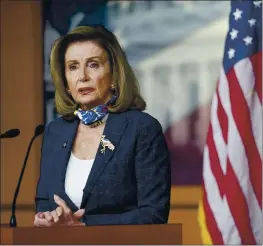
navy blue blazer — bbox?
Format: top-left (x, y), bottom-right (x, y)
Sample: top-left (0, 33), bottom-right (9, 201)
top-left (35, 109), bottom-right (171, 225)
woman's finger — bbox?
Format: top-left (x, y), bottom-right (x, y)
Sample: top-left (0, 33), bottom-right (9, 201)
top-left (73, 209), bottom-right (85, 219)
top-left (34, 216), bottom-right (53, 227)
top-left (56, 206), bottom-right (63, 217)
top-left (35, 212), bottom-right (44, 219)
top-left (35, 219), bottom-right (53, 227)
top-left (51, 210), bottom-right (59, 223)
top-left (44, 211), bottom-right (54, 222)
top-left (39, 213), bottom-right (45, 219)
top-left (54, 195), bottom-right (73, 223)
top-left (54, 195), bottom-right (71, 214)
top-left (53, 195), bottom-right (68, 209)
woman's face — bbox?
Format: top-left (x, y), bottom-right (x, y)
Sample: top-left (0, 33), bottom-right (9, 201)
top-left (65, 41), bottom-right (112, 110)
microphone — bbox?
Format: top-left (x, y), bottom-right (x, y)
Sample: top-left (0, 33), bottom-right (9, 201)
top-left (0, 128), bottom-right (20, 139)
top-left (9, 124), bottom-right (45, 227)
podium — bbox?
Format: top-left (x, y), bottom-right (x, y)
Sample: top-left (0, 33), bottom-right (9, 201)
top-left (1, 224), bottom-right (182, 244)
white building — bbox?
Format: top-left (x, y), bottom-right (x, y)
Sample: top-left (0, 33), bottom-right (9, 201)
top-left (135, 16), bottom-right (230, 132)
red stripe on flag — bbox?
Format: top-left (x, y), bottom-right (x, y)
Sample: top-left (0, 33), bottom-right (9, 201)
top-left (225, 159), bottom-right (256, 244)
top-left (250, 52), bottom-right (262, 103)
top-left (203, 186), bottom-right (224, 244)
top-left (216, 90), bottom-right (228, 144)
top-left (228, 68), bottom-right (262, 207)
top-left (207, 124), bottom-right (225, 198)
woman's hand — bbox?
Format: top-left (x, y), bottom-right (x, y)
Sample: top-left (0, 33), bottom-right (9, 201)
top-left (34, 211), bottom-right (55, 227)
top-left (33, 194), bottom-right (85, 227)
top-left (53, 194), bottom-right (85, 226)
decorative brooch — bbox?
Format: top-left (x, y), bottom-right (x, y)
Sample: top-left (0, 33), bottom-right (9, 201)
top-left (100, 135), bottom-right (115, 154)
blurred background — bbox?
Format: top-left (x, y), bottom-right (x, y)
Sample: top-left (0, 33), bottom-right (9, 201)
top-left (1, 0), bottom-right (230, 244)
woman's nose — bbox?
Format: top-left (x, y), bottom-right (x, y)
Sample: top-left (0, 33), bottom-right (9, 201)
top-left (79, 67), bottom-right (89, 82)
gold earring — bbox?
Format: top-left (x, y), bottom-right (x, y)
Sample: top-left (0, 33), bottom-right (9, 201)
top-left (110, 84), bottom-right (116, 94)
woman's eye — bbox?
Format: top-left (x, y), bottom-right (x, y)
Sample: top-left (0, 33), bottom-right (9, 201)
top-left (89, 63), bottom-right (99, 69)
top-left (69, 65), bottom-right (77, 71)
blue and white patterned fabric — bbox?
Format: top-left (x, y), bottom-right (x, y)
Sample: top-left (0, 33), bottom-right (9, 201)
top-left (74, 96), bottom-right (117, 126)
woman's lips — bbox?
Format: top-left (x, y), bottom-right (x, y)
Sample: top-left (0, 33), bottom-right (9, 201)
top-left (78, 87), bottom-right (95, 95)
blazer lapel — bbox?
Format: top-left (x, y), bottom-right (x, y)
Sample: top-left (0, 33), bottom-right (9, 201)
top-left (80, 112), bottom-right (128, 208)
top-left (51, 117), bottom-right (80, 212)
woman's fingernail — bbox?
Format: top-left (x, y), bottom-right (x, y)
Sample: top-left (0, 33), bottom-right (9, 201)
top-left (54, 194), bottom-right (59, 200)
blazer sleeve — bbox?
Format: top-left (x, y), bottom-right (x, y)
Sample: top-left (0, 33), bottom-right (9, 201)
top-left (35, 123), bottom-right (52, 213)
top-left (82, 118), bottom-right (171, 225)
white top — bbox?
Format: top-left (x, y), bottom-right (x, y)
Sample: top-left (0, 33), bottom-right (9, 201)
top-left (65, 152), bottom-right (94, 208)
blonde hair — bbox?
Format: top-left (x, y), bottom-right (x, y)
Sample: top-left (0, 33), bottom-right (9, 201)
top-left (50, 25), bottom-right (146, 119)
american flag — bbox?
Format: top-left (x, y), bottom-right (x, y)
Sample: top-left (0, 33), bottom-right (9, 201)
top-left (198, 0), bottom-right (262, 244)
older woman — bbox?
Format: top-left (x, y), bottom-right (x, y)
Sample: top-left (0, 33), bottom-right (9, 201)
top-left (34, 25), bottom-right (171, 227)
